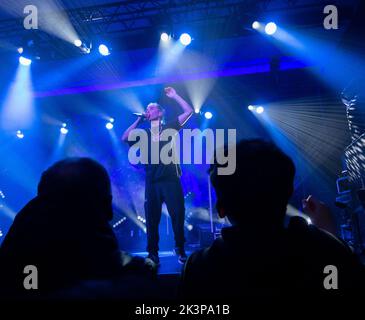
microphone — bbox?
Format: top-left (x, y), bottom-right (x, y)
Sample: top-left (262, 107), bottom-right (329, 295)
top-left (133, 112), bottom-right (146, 119)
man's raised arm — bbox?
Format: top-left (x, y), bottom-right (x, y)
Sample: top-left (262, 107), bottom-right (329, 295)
top-left (165, 87), bottom-right (193, 126)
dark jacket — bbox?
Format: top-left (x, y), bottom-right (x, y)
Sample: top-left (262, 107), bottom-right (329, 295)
top-left (181, 216), bottom-right (365, 301)
top-left (0, 196), bottom-right (156, 300)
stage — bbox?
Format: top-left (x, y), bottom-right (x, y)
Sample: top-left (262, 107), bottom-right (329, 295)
top-left (0, 0), bottom-right (365, 311)
top-left (134, 250), bottom-right (188, 274)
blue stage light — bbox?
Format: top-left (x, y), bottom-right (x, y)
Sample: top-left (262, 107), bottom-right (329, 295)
top-left (75, 40), bottom-right (92, 54)
top-left (180, 33), bottom-right (192, 46)
top-left (16, 130), bottom-right (24, 139)
top-left (265, 22), bottom-right (277, 35)
top-left (194, 108), bottom-right (200, 114)
top-left (19, 56), bottom-right (32, 66)
top-left (252, 21), bottom-right (260, 30)
top-left (161, 32), bottom-right (169, 42)
top-left (204, 111), bottom-right (213, 119)
top-left (256, 106), bottom-right (264, 114)
top-left (60, 123), bottom-right (68, 134)
top-left (98, 44), bottom-right (110, 56)
top-left (248, 105), bottom-right (255, 111)
top-left (74, 39), bottom-right (82, 47)
top-left (106, 122), bottom-right (114, 130)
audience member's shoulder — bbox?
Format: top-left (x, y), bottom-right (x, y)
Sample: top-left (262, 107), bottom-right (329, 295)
top-left (185, 248), bottom-right (207, 267)
top-left (42, 252), bottom-right (158, 300)
top-left (185, 237), bottom-right (227, 274)
top-left (288, 216), bottom-right (353, 255)
top-left (10, 197), bottom-right (40, 223)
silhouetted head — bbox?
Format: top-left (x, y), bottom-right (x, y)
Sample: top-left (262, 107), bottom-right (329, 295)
top-left (209, 139), bottom-right (295, 229)
top-left (37, 157), bottom-right (113, 221)
top-left (145, 102), bottom-right (165, 122)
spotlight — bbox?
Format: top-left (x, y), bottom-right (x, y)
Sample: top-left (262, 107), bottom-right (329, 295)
top-left (106, 122), bottom-right (114, 130)
top-left (204, 111), bottom-right (213, 119)
top-left (179, 33), bottom-right (192, 46)
top-left (252, 21), bottom-right (260, 30)
top-left (76, 41), bottom-right (92, 54)
top-left (109, 118), bottom-right (115, 123)
top-left (161, 32), bottom-right (169, 42)
top-left (248, 105), bottom-right (255, 111)
top-left (98, 44), bottom-right (110, 56)
top-left (16, 130), bottom-right (24, 139)
top-left (17, 36), bottom-right (41, 62)
top-left (74, 39), bottom-right (82, 47)
top-left (19, 56), bottom-right (32, 66)
top-left (187, 224), bottom-right (193, 231)
top-left (265, 22), bottom-right (277, 35)
top-left (60, 123), bottom-right (68, 134)
top-left (256, 106), bottom-right (264, 114)
top-left (82, 47), bottom-right (91, 54)
top-left (194, 108), bottom-right (200, 114)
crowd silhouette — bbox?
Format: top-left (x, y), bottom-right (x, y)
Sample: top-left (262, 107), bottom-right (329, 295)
top-left (0, 140), bottom-right (364, 302)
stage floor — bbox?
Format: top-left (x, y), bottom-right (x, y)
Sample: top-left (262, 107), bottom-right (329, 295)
top-left (133, 250), bottom-right (190, 274)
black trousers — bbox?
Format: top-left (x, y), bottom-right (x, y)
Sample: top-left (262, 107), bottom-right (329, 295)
top-left (144, 179), bottom-right (185, 254)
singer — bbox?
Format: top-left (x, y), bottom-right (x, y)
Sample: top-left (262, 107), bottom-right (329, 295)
top-left (122, 87), bottom-right (193, 265)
